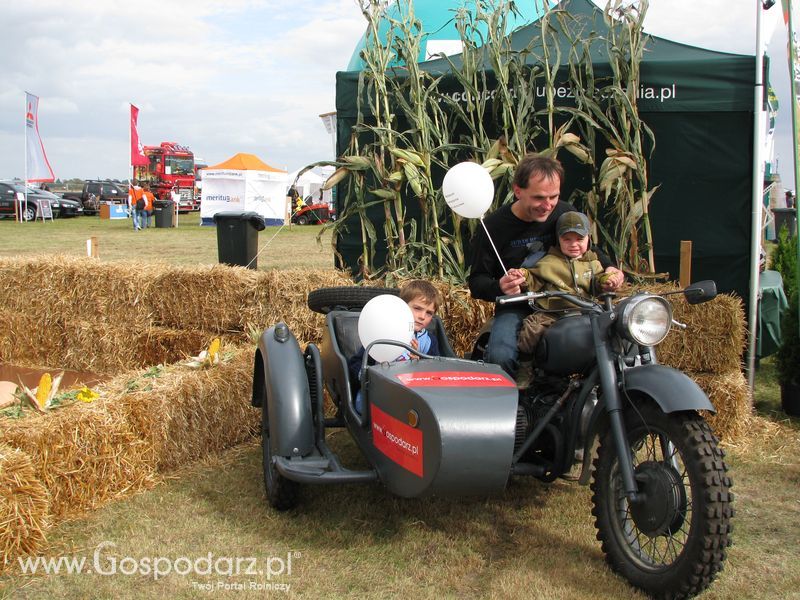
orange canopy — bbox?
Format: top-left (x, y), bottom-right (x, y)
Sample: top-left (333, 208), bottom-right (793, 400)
top-left (205, 153), bottom-right (285, 172)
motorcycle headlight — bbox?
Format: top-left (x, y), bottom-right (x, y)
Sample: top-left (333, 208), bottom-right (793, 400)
top-left (619, 295), bottom-right (672, 346)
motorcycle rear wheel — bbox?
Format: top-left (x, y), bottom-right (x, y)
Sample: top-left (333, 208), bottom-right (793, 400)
top-left (591, 404), bottom-right (733, 598)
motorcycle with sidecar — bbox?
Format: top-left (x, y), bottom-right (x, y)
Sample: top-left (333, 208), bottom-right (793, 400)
top-left (251, 281), bottom-right (733, 599)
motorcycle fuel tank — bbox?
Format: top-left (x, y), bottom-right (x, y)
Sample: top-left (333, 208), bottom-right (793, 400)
top-left (360, 358), bottom-right (518, 498)
top-left (536, 314), bottom-right (595, 376)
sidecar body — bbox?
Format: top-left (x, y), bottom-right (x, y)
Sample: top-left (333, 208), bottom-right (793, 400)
top-left (252, 310), bottom-right (519, 502)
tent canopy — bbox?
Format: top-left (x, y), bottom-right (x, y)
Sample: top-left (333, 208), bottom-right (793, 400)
top-left (334, 0), bottom-right (759, 308)
top-left (206, 153), bottom-right (285, 173)
top-left (200, 153), bottom-right (288, 226)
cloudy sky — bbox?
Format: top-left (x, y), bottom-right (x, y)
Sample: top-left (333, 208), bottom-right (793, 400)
top-left (0, 1), bottom-right (792, 187)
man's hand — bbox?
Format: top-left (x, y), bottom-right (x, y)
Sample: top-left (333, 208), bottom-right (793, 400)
top-left (499, 268), bottom-right (527, 295)
top-left (599, 266), bottom-right (624, 291)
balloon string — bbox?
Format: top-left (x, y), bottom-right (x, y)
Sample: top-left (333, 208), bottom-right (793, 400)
top-left (480, 216), bottom-right (508, 275)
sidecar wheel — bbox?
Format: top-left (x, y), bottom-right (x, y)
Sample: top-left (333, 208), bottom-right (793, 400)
top-left (261, 404), bottom-right (299, 511)
top-left (591, 404), bottom-right (733, 599)
top-left (307, 286), bottom-right (399, 314)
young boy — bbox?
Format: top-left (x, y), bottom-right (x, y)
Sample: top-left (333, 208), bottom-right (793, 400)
top-left (518, 211), bottom-right (605, 354)
top-left (348, 279), bottom-right (442, 414)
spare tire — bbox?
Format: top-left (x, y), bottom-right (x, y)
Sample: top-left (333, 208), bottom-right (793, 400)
top-left (307, 286), bottom-right (400, 314)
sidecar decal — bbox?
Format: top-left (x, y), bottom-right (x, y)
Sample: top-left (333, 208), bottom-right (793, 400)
top-left (371, 405), bottom-right (424, 477)
top-left (396, 371), bottom-right (516, 388)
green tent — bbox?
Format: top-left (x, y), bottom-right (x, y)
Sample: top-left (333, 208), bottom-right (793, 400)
top-left (334, 0), bottom-right (759, 307)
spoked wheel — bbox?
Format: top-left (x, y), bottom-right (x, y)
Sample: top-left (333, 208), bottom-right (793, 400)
top-left (261, 403), bottom-right (299, 511)
top-left (22, 205), bottom-right (37, 222)
top-left (591, 404), bottom-right (733, 599)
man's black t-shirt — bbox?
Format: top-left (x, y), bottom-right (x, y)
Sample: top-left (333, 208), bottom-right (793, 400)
top-left (468, 201), bottom-right (610, 307)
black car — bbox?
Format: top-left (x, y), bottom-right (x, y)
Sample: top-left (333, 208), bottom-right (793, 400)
top-left (0, 181), bottom-right (83, 220)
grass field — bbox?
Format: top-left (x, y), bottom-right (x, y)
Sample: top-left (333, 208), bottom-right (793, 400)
top-left (1, 215), bottom-right (799, 599)
top-left (0, 212), bottom-right (335, 270)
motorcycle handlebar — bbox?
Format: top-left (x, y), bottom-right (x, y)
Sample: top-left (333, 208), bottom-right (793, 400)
top-left (496, 291), bottom-right (599, 311)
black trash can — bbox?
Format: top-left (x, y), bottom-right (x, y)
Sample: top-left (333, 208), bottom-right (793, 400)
top-left (213, 211), bottom-right (266, 269)
top-left (154, 200), bottom-right (175, 228)
top-left (773, 207), bottom-right (797, 238)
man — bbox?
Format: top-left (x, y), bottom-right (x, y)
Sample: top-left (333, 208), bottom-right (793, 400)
top-left (128, 180), bottom-right (145, 231)
top-left (468, 154), bottom-right (624, 378)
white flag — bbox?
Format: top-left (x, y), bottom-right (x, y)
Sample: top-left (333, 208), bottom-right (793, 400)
top-left (25, 92), bottom-right (55, 182)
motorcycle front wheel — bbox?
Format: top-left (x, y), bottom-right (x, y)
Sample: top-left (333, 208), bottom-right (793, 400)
top-left (591, 403), bottom-right (733, 599)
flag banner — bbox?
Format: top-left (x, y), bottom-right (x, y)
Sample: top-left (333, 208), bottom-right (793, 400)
top-left (130, 104), bottom-right (148, 167)
top-left (25, 92), bottom-right (55, 182)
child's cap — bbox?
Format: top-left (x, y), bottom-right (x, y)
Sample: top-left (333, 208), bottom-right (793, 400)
top-left (557, 211), bottom-right (590, 238)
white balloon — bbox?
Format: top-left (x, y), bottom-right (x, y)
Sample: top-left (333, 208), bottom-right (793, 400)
top-left (442, 161), bottom-right (495, 219)
top-left (358, 295), bottom-right (415, 363)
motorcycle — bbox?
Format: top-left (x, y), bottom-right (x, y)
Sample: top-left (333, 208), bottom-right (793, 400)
top-left (251, 281), bottom-right (733, 599)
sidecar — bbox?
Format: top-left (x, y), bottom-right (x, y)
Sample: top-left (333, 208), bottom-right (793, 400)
top-left (251, 287), bottom-right (520, 509)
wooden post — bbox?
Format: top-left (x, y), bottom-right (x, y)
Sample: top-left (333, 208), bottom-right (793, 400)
top-left (679, 240), bottom-right (692, 288)
top-left (86, 237), bottom-right (99, 258)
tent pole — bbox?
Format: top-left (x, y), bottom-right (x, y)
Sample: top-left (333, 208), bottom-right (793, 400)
top-left (747, 0), bottom-right (767, 393)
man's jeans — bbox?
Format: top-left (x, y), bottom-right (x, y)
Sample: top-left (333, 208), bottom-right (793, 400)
top-left (485, 306), bottom-right (529, 379)
top-left (133, 208), bottom-right (146, 230)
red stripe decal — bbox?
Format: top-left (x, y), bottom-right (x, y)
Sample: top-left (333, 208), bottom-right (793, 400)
top-left (396, 371), bottom-right (516, 388)
top-left (371, 404), bottom-right (423, 478)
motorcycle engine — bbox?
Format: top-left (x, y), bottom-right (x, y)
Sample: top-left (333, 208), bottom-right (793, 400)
top-left (514, 391), bottom-right (563, 455)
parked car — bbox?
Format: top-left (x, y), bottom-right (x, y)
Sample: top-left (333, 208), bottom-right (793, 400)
top-left (61, 180), bottom-right (128, 215)
top-left (34, 187), bottom-right (83, 218)
top-left (0, 181), bottom-right (84, 220)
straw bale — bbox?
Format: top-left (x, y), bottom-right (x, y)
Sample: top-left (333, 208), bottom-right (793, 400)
top-left (134, 327), bottom-right (245, 366)
top-left (690, 369), bottom-right (753, 442)
top-left (259, 269), bottom-right (356, 345)
top-left (640, 283), bottom-right (746, 374)
top-left (0, 255), bottom-right (151, 329)
top-left (0, 444), bottom-right (49, 567)
top-left (0, 401), bottom-right (155, 520)
top-left (100, 346), bottom-right (259, 471)
top-left (142, 265), bottom-right (267, 332)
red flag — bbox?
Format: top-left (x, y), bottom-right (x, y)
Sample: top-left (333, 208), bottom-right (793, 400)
top-left (130, 104), bottom-right (148, 167)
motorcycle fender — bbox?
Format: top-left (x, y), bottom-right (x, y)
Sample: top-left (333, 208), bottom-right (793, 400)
top-left (621, 365), bottom-right (715, 414)
top-left (252, 323), bottom-right (314, 458)
top-left (576, 365), bottom-right (714, 485)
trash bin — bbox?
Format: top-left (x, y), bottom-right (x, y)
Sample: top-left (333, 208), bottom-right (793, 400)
top-left (773, 207), bottom-right (797, 238)
top-left (154, 200), bottom-right (175, 228)
top-left (213, 211), bottom-right (266, 269)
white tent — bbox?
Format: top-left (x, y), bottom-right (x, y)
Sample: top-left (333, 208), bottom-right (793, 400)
top-left (200, 153), bottom-right (289, 226)
top-left (287, 165), bottom-right (335, 206)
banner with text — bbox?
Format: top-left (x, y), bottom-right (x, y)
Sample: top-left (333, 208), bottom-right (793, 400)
top-left (25, 92), bottom-right (55, 182)
top-left (130, 104), bottom-right (148, 167)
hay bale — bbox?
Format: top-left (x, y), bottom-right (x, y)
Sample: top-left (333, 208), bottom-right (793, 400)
top-left (134, 328), bottom-right (245, 366)
top-left (259, 268), bottom-right (354, 344)
top-left (143, 265), bottom-right (267, 332)
top-left (641, 283), bottom-right (746, 374)
top-left (100, 347), bottom-right (259, 471)
top-left (0, 402), bottom-right (155, 520)
top-left (691, 369), bottom-right (753, 442)
top-left (0, 255), bottom-right (150, 329)
top-left (0, 444), bottom-right (49, 567)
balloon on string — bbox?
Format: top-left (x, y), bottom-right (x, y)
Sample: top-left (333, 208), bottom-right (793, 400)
top-left (358, 295), bottom-right (415, 363)
top-left (442, 161), bottom-right (495, 219)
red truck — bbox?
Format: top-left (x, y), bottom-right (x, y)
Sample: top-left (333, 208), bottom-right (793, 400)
top-left (133, 142), bottom-right (199, 212)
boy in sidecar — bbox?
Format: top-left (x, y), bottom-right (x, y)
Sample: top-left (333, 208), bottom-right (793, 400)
top-left (348, 279), bottom-right (443, 414)
top-left (517, 211), bottom-right (606, 356)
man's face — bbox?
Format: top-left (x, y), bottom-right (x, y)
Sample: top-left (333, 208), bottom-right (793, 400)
top-left (512, 173), bottom-right (560, 223)
top-left (408, 296), bottom-right (436, 332)
top-left (559, 232), bottom-right (589, 258)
